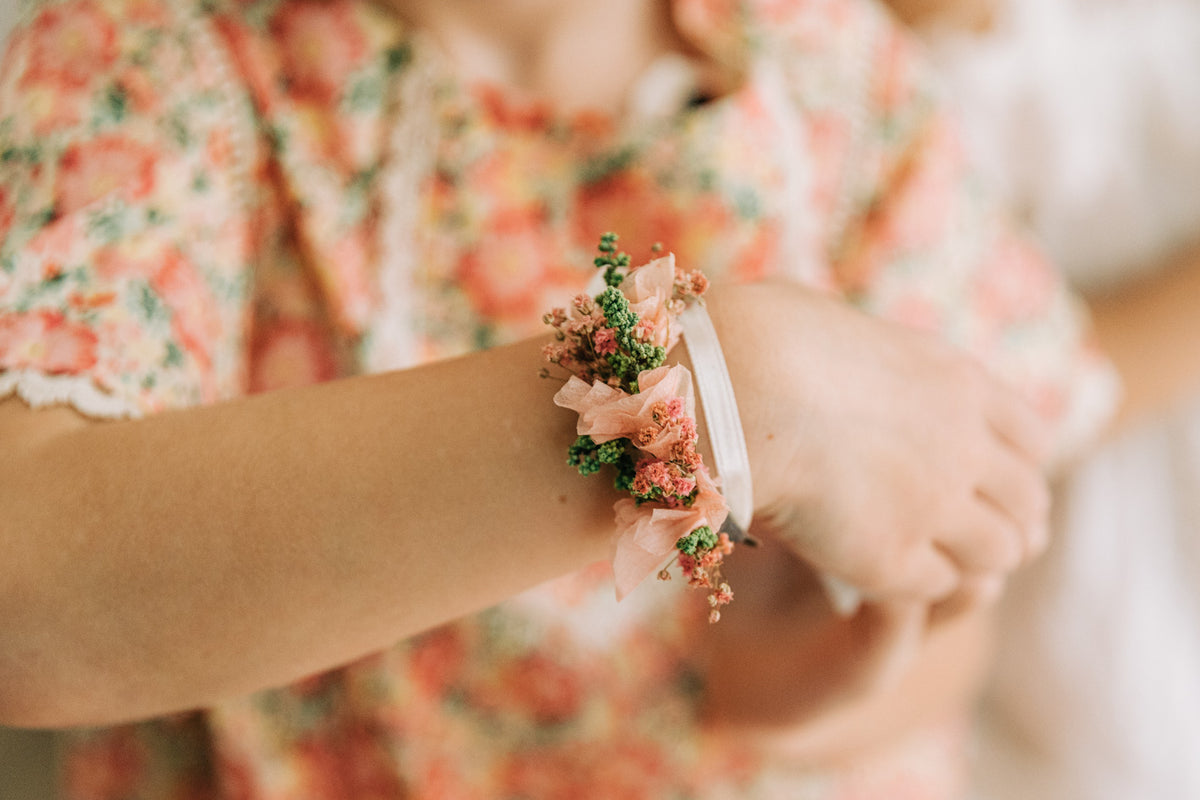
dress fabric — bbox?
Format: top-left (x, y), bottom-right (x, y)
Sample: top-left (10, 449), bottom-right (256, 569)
top-left (0, 0), bottom-right (1112, 797)
top-left (924, 2), bottom-right (1200, 798)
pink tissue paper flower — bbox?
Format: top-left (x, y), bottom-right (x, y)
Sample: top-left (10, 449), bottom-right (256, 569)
top-left (625, 254), bottom-right (681, 349)
top-left (610, 466), bottom-right (728, 600)
top-left (553, 364), bottom-right (695, 451)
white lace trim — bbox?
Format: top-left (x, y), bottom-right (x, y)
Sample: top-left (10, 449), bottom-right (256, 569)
top-left (0, 370), bottom-right (143, 419)
top-left (364, 35), bottom-right (442, 373)
top-left (176, 0), bottom-right (258, 217)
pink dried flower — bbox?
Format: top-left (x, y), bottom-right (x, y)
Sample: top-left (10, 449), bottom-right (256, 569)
top-left (634, 426), bottom-right (660, 448)
top-left (566, 316), bottom-right (594, 337)
top-left (635, 460), bottom-right (676, 496)
top-left (672, 475), bottom-right (697, 496)
top-left (542, 342), bottom-right (568, 363)
top-left (593, 326), bottom-right (618, 356)
top-left (677, 270), bottom-right (709, 297)
top-left (672, 444), bottom-right (702, 472)
top-left (572, 293), bottom-right (595, 316)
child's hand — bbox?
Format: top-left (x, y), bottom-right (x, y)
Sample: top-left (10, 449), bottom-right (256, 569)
top-left (708, 282), bottom-right (1051, 605)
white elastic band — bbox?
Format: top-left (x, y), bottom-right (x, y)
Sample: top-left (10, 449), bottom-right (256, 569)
top-left (679, 304), bottom-right (754, 535)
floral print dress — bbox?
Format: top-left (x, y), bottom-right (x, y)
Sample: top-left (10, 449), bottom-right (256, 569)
top-left (0, 0), bottom-right (1114, 797)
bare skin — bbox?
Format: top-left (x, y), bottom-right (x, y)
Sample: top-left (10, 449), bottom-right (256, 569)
top-left (0, 0), bottom-right (1050, 761)
top-left (709, 0), bottom-right (1200, 759)
top-left (1086, 240), bottom-right (1200, 431)
top-left (0, 282), bottom-right (1048, 728)
top-left (699, 537), bottom-right (995, 765)
top-left (884, 0), bottom-right (998, 32)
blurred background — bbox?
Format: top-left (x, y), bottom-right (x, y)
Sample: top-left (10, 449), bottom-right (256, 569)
top-left (0, 0), bottom-right (1197, 798)
top-left (0, 4), bottom-right (60, 799)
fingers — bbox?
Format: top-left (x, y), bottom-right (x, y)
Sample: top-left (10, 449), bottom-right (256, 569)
top-left (850, 541), bottom-right (959, 602)
top-left (985, 381), bottom-right (1054, 466)
top-left (929, 573), bottom-right (1005, 625)
top-left (976, 437), bottom-right (1051, 559)
top-left (933, 397), bottom-right (1051, 577)
top-left (936, 488), bottom-right (1047, 577)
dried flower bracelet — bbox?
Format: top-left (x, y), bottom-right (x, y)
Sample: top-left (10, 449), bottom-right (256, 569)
top-left (543, 234), bottom-right (749, 621)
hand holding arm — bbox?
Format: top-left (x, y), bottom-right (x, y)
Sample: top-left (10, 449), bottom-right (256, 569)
top-left (706, 281), bottom-right (1052, 602)
top-left (0, 281), bottom-right (1048, 727)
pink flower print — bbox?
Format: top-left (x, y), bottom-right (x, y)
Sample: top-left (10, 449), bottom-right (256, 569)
top-left (575, 170), bottom-right (682, 263)
top-left (475, 83), bottom-right (553, 132)
top-left (61, 727), bottom-right (146, 800)
top-left (206, 127), bottom-right (236, 170)
top-left (0, 187), bottom-right (13, 244)
top-left (54, 136), bottom-right (158, 217)
top-left (294, 722), bottom-right (406, 800)
top-left (876, 27), bottom-right (920, 115)
top-left (270, 0), bottom-right (368, 106)
top-left (151, 249), bottom-right (222, 376)
top-left (25, 214), bottom-right (84, 265)
top-left (122, 0), bottom-right (170, 27)
top-left (19, 0), bottom-right (117, 92)
top-left (456, 207), bottom-right (568, 325)
top-left (66, 291), bottom-right (117, 312)
top-left (970, 235), bottom-right (1058, 329)
top-left (499, 653), bottom-right (585, 724)
top-left (114, 66), bottom-right (162, 115)
top-left (326, 232), bottom-right (376, 332)
top-left (553, 364), bottom-right (695, 447)
top-left (91, 241), bottom-right (164, 283)
top-left (0, 310), bottom-right (99, 373)
top-left (502, 740), bottom-right (673, 800)
top-left (407, 626), bottom-right (467, 697)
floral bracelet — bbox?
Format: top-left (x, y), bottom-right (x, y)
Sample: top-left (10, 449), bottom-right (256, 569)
top-left (542, 233), bottom-right (736, 621)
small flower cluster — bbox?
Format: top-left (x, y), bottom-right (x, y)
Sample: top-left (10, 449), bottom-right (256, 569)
top-left (545, 233), bottom-right (733, 620)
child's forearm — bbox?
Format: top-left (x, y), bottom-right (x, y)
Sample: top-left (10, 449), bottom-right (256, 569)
top-left (0, 336), bottom-right (617, 727)
top-left (1087, 239), bottom-right (1200, 431)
